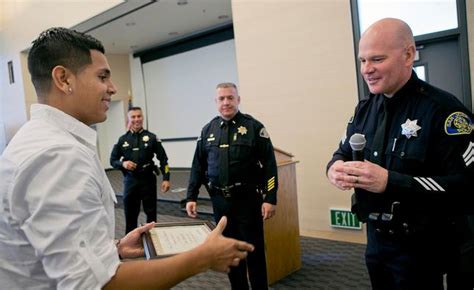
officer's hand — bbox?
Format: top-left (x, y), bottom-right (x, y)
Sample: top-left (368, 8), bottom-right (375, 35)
top-left (342, 160), bottom-right (388, 193)
top-left (262, 202), bottom-right (276, 220)
top-left (118, 221), bottom-right (155, 259)
top-left (161, 180), bottom-right (171, 192)
top-left (122, 160), bottom-right (137, 171)
top-left (328, 160), bottom-right (354, 190)
top-left (186, 201), bottom-right (198, 218)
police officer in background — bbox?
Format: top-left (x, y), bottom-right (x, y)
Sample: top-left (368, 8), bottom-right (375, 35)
top-left (111, 107), bottom-right (171, 234)
top-left (186, 82), bottom-right (278, 290)
top-left (327, 18), bottom-right (473, 289)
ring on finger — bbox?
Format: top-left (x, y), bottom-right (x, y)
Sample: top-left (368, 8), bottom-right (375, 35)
top-left (355, 176), bottom-right (359, 184)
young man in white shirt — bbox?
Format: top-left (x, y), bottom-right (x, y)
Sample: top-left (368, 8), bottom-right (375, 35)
top-left (0, 27), bottom-right (253, 290)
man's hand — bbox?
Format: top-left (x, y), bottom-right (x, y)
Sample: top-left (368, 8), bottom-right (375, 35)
top-left (161, 181), bottom-right (171, 192)
top-left (118, 222), bottom-right (155, 259)
top-left (186, 201), bottom-right (198, 218)
top-left (328, 160), bottom-right (388, 193)
top-left (342, 160), bottom-right (388, 193)
top-left (261, 202), bottom-right (275, 220)
top-left (122, 160), bottom-right (137, 171)
top-left (327, 160), bottom-right (353, 190)
top-left (201, 216), bottom-right (254, 273)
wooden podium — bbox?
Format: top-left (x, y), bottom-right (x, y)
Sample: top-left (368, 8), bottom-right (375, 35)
top-left (264, 147), bottom-right (301, 284)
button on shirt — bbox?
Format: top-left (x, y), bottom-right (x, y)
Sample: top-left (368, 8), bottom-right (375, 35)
top-left (0, 104), bottom-right (120, 289)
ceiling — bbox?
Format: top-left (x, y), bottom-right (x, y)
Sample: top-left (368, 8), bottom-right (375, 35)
top-left (72, 0), bottom-right (233, 55)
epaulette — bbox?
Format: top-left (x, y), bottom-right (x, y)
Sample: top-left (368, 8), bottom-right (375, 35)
top-left (145, 130), bottom-right (157, 139)
top-left (241, 113), bottom-right (254, 120)
top-left (202, 116), bottom-right (221, 131)
top-left (416, 81), bottom-right (467, 113)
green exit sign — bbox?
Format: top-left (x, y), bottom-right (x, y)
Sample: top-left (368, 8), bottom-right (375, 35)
top-left (330, 208), bottom-right (362, 230)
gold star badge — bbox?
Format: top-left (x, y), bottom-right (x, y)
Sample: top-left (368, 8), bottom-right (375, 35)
top-left (237, 126), bottom-right (248, 135)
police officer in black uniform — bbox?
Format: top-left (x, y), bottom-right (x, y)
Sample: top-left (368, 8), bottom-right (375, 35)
top-left (110, 107), bottom-right (171, 234)
top-left (186, 83), bottom-right (278, 290)
top-left (327, 18), bottom-right (473, 289)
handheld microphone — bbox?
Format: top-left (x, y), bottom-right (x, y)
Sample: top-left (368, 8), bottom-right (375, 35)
top-left (349, 133), bottom-right (366, 161)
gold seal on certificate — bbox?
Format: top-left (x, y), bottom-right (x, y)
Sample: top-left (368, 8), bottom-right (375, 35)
top-left (142, 221), bottom-right (216, 259)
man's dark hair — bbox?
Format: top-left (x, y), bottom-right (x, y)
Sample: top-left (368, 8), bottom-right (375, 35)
top-left (27, 27), bottom-right (105, 97)
top-left (128, 106), bottom-right (142, 112)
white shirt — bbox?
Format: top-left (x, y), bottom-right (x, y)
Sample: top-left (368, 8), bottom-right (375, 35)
top-left (0, 104), bottom-right (120, 289)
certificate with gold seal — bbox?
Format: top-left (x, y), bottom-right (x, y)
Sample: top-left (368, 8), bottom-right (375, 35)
top-left (142, 220), bottom-right (215, 259)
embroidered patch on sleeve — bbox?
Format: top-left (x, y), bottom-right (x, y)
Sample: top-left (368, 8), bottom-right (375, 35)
top-left (444, 111), bottom-right (473, 135)
top-left (259, 127), bottom-right (270, 138)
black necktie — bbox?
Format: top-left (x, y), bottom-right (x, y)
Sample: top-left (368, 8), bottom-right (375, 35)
top-left (371, 97), bottom-right (389, 165)
top-left (132, 132), bottom-right (140, 164)
top-left (219, 121), bottom-right (230, 186)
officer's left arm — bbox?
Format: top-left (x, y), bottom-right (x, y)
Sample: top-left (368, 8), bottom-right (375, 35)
top-left (255, 124), bottom-right (278, 205)
top-left (153, 138), bottom-right (170, 181)
top-left (385, 111), bottom-right (473, 206)
top-left (110, 141), bottom-right (124, 169)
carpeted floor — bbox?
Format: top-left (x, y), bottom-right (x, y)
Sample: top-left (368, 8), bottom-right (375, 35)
top-left (109, 169), bottom-right (371, 289)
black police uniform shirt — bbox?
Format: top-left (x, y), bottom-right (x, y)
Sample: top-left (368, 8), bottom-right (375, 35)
top-left (187, 111), bottom-right (278, 204)
top-left (328, 71), bottom-right (473, 224)
top-left (110, 129), bottom-right (170, 180)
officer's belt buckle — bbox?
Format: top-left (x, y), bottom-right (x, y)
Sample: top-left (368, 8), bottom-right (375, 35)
top-left (222, 187), bottom-right (232, 198)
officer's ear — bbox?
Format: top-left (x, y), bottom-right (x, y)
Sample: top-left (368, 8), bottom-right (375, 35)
top-left (404, 45), bottom-right (416, 67)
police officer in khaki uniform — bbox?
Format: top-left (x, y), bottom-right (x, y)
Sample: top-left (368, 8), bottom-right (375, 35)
top-left (111, 107), bottom-right (170, 234)
top-left (186, 83), bottom-right (278, 290)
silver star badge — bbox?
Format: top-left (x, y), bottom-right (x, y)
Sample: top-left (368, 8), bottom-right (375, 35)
top-left (401, 119), bottom-right (421, 139)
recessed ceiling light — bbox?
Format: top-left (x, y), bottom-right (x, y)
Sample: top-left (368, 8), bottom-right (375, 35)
top-left (218, 15), bottom-right (229, 20)
top-left (125, 22), bottom-right (136, 27)
top-left (177, 0), bottom-right (188, 5)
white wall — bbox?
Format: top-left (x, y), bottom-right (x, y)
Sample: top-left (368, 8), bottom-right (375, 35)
top-left (140, 39), bottom-right (239, 168)
top-left (142, 39), bottom-right (238, 139)
top-left (0, 0), bottom-right (123, 144)
top-left (97, 100), bottom-right (126, 169)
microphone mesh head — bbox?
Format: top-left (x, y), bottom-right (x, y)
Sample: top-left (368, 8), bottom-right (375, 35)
top-left (349, 133), bottom-right (366, 151)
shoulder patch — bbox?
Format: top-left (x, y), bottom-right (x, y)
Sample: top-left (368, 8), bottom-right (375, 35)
top-left (259, 127), bottom-right (270, 138)
top-left (444, 111), bottom-right (473, 135)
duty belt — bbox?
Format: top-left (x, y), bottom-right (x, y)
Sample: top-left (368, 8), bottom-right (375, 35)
top-left (368, 201), bottom-right (413, 237)
top-left (208, 182), bottom-right (247, 198)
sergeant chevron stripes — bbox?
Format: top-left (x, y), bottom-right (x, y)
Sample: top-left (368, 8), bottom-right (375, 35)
top-left (413, 177), bottom-right (445, 192)
top-left (267, 176), bottom-right (275, 191)
top-left (462, 141), bottom-right (474, 166)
